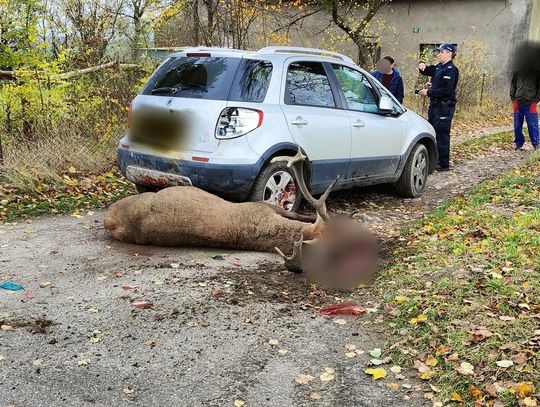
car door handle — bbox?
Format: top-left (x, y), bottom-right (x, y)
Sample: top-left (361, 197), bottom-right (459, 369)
top-left (352, 120), bottom-right (365, 128)
top-left (290, 117), bottom-right (308, 126)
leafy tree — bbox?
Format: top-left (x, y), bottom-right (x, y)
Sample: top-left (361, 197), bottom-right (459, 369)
top-left (317, 0), bottom-right (391, 67)
top-left (0, 0), bottom-right (42, 69)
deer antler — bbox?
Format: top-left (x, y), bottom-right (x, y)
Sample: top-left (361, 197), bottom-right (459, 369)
top-left (271, 148), bottom-right (339, 222)
top-left (275, 234), bottom-right (303, 273)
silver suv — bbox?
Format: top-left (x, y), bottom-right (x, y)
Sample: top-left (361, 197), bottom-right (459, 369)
top-left (118, 46), bottom-right (437, 211)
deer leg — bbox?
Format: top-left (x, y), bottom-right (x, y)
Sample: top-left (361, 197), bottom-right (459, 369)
top-left (275, 234), bottom-right (303, 273)
top-left (269, 205), bottom-right (316, 223)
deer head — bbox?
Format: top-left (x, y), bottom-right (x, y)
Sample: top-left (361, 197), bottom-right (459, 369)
top-left (272, 149), bottom-right (378, 290)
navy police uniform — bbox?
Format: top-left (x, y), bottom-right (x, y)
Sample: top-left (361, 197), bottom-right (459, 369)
top-left (419, 44), bottom-right (460, 169)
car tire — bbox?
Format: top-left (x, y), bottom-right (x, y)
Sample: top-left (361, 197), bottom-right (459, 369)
top-left (249, 160), bottom-right (303, 212)
top-left (396, 143), bottom-right (429, 198)
top-left (135, 184), bottom-right (157, 194)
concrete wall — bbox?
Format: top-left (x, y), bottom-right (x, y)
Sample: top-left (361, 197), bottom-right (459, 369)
top-left (375, 0), bottom-right (533, 95)
top-left (251, 0), bottom-right (534, 99)
top-left (530, 0), bottom-right (540, 40)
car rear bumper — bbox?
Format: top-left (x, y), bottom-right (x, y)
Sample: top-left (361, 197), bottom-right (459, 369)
top-left (118, 149), bottom-right (261, 201)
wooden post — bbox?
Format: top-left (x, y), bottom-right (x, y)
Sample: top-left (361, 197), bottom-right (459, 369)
top-left (479, 73), bottom-right (486, 106)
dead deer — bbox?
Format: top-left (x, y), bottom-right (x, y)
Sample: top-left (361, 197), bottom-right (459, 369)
top-left (104, 150), bottom-right (378, 289)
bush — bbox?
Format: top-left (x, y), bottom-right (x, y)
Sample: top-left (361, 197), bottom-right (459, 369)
top-left (0, 60), bottom-right (152, 182)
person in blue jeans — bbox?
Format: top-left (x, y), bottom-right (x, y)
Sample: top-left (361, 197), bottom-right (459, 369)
top-left (510, 71), bottom-right (540, 150)
top-left (371, 56), bottom-right (404, 103)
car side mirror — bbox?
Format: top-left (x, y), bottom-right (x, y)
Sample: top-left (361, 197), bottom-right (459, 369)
top-left (378, 95), bottom-right (394, 113)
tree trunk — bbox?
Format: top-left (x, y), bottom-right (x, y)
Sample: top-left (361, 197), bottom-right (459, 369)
top-left (193, 0), bottom-right (200, 45)
top-left (356, 42), bottom-right (373, 69)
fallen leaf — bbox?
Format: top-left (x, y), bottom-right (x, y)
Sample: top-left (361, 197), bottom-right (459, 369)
top-left (345, 343), bottom-right (357, 351)
top-left (409, 314), bottom-right (428, 325)
top-left (133, 301), bottom-right (153, 309)
top-left (469, 328), bottom-right (493, 343)
top-left (369, 348), bottom-right (382, 358)
top-left (414, 360), bottom-right (431, 373)
top-left (365, 367), bottom-right (387, 380)
top-left (144, 339), bottom-right (155, 346)
top-left (390, 365), bottom-right (402, 374)
top-left (278, 349), bottom-right (288, 355)
top-left (309, 392), bottom-right (321, 400)
top-left (516, 383), bottom-right (533, 398)
top-left (345, 352), bottom-right (356, 358)
top-left (419, 371), bottom-right (435, 380)
top-left (319, 302), bottom-right (367, 316)
top-left (268, 339), bottom-right (279, 346)
top-left (436, 345), bottom-right (450, 355)
top-left (319, 371), bottom-right (335, 382)
top-left (514, 353), bottom-right (528, 365)
top-left (295, 374), bottom-right (315, 384)
top-left (1, 324), bottom-right (14, 331)
top-left (454, 362), bottom-right (474, 375)
top-left (121, 285), bottom-right (138, 291)
top-left (425, 357), bottom-right (438, 367)
top-left (77, 359), bottom-right (91, 366)
top-left (334, 319), bottom-right (347, 325)
top-left (170, 263), bottom-right (180, 268)
top-left (450, 392), bottom-right (463, 402)
top-left (523, 397), bottom-right (537, 407)
top-left (469, 387), bottom-right (483, 400)
top-left (387, 382), bottom-right (400, 390)
top-left (495, 360), bottom-right (513, 368)
top-left (32, 359), bottom-right (44, 366)
top-left (39, 281), bottom-right (51, 288)
top-left (394, 295), bottom-right (410, 304)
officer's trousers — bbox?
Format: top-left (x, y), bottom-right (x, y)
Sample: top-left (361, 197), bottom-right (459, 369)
top-left (428, 102), bottom-right (456, 168)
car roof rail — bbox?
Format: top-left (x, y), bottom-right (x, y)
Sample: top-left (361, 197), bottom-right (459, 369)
top-left (257, 46), bottom-right (355, 64)
top-left (180, 46), bottom-right (253, 54)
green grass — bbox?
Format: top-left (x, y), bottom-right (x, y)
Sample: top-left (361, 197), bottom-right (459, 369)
top-left (374, 153), bottom-right (540, 405)
top-left (453, 131), bottom-right (514, 162)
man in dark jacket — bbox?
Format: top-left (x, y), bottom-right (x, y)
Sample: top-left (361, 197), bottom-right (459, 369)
top-left (510, 46), bottom-right (540, 150)
top-left (371, 56), bottom-right (404, 103)
top-left (418, 43), bottom-right (459, 171)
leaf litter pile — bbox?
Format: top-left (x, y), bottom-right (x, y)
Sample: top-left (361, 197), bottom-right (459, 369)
top-left (0, 167), bottom-right (135, 222)
top-left (370, 154), bottom-right (540, 406)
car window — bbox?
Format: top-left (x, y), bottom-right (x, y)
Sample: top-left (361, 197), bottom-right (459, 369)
top-left (332, 64), bottom-right (378, 113)
top-left (229, 59), bottom-right (273, 103)
top-left (285, 62), bottom-right (336, 108)
top-left (141, 56), bottom-right (241, 101)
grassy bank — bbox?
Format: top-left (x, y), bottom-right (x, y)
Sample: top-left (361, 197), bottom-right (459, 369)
top-left (0, 168), bottom-right (135, 222)
top-left (374, 154), bottom-right (539, 406)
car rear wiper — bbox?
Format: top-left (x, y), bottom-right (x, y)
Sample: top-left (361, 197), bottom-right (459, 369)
top-left (151, 87), bottom-right (179, 95)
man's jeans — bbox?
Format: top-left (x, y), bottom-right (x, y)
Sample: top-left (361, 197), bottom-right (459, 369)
top-left (513, 101), bottom-right (539, 148)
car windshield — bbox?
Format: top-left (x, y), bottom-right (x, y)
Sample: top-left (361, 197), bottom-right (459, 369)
top-left (142, 56), bottom-right (272, 102)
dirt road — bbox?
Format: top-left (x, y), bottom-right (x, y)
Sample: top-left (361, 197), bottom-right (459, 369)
top-left (0, 136), bottom-right (531, 407)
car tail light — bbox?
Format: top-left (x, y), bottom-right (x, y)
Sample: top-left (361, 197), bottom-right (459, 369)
top-left (215, 108), bottom-right (263, 139)
top-left (127, 101), bottom-right (133, 128)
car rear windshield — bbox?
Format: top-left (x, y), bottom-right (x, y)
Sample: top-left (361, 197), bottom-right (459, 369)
top-left (141, 56), bottom-right (272, 103)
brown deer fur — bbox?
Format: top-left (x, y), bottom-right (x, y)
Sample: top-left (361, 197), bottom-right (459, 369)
top-left (103, 185), bottom-right (324, 254)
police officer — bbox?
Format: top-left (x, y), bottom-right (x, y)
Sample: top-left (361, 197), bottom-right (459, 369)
top-left (418, 43), bottom-right (460, 171)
